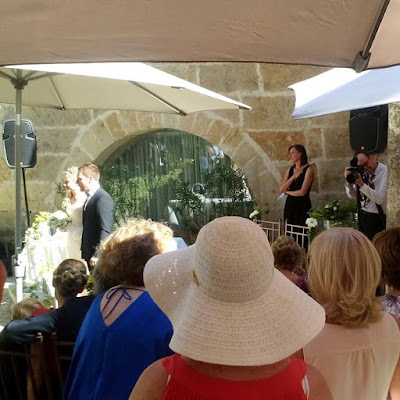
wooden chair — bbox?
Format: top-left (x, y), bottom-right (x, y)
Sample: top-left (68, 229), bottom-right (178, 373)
top-left (255, 220), bottom-right (281, 243)
top-left (0, 333), bottom-right (75, 400)
top-left (0, 338), bottom-right (42, 400)
top-left (48, 333), bottom-right (75, 393)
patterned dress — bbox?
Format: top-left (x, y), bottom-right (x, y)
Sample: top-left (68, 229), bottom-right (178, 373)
top-left (381, 294), bottom-right (400, 318)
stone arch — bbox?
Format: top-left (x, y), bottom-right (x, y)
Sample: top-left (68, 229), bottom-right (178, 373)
top-left (60, 109), bottom-right (283, 213)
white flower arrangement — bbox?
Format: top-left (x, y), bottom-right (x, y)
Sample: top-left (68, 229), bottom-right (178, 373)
top-left (307, 199), bottom-right (357, 242)
top-left (249, 209), bottom-right (259, 219)
top-left (305, 217), bottom-right (318, 228)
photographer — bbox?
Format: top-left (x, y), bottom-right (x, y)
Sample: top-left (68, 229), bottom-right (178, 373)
top-left (344, 151), bottom-right (387, 240)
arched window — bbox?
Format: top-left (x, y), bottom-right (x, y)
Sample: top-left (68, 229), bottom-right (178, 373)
top-left (101, 129), bottom-right (254, 241)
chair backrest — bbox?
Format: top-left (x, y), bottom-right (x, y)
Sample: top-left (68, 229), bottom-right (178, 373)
top-left (0, 333), bottom-right (75, 400)
top-left (0, 338), bottom-right (42, 400)
top-left (255, 220), bottom-right (281, 243)
top-left (49, 333), bottom-right (75, 392)
top-left (284, 221), bottom-right (309, 249)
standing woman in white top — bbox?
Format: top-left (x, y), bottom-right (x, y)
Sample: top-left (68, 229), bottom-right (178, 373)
top-left (300, 228), bottom-right (400, 400)
top-left (62, 167), bottom-right (87, 260)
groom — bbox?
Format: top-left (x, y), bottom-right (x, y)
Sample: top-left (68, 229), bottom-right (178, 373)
top-left (77, 163), bottom-right (115, 269)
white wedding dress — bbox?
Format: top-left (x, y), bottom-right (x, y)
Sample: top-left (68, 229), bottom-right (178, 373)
top-left (65, 199), bottom-right (85, 260)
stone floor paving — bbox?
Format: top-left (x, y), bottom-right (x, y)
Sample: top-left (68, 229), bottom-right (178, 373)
top-left (0, 278), bottom-right (13, 331)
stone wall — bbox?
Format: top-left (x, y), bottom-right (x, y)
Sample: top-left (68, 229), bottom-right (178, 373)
top-left (0, 62), bottom-right (394, 254)
top-left (388, 104), bottom-right (400, 226)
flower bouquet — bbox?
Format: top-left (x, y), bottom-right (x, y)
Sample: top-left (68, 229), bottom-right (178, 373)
top-left (47, 210), bottom-right (71, 233)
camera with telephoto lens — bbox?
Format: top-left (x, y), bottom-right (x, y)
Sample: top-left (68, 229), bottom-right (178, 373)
top-left (346, 157), bottom-right (365, 184)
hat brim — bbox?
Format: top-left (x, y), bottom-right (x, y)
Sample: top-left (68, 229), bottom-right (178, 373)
top-left (145, 245), bottom-right (325, 366)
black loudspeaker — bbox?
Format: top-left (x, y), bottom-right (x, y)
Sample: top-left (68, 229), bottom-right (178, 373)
top-left (2, 119), bottom-right (37, 168)
top-left (349, 105), bottom-right (388, 153)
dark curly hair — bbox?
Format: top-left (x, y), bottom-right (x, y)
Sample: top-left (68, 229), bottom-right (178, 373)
top-left (271, 235), bottom-right (305, 272)
top-left (96, 219), bottom-right (173, 286)
top-left (52, 259), bottom-right (88, 298)
top-left (373, 227), bottom-right (400, 290)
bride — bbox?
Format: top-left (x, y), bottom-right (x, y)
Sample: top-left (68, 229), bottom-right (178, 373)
top-left (62, 167), bottom-right (87, 260)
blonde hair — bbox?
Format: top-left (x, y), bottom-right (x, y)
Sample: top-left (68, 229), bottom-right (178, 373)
top-left (12, 298), bottom-right (45, 320)
top-left (96, 219), bottom-right (173, 286)
top-left (52, 259), bottom-right (88, 298)
top-left (308, 228), bottom-right (382, 328)
top-left (271, 235), bottom-right (304, 272)
top-left (63, 166), bottom-right (78, 181)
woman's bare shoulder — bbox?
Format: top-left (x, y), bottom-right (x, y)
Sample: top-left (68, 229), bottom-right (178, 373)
top-left (307, 364), bottom-right (333, 400)
top-left (129, 359), bottom-right (168, 400)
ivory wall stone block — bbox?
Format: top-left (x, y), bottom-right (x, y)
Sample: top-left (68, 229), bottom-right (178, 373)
top-left (120, 111), bottom-right (141, 134)
top-left (243, 95), bottom-right (307, 131)
top-left (80, 120), bottom-right (114, 158)
top-left (0, 153), bottom-right (12, 182)
top-left (317, 160), bottom-right (349, 192)
top-left (206, 119), bottom-right (232, 145)
top-left (199, 63), bottom-right (259, 94)
top-left (21, 107), bottom-right (92, 127)
top-left (189, 113), bottom-right (214, 139)
top-left (305, 128), bottom-right (323, 159)
top-left (231, 141), bottom-right (258, 168)
top-left (104, 113), bottom-right (126, 141)
top-left (260, 64), bottom-right (328, 92)
top-left (25, 155), bottom-right (66, 182)
top-left (249, 131), bottom-right (305, 161)
top-left (308, 111), bottom-right (349, 128)
top-left (208, 109), bottom-right (241, 125)
top-left (387, 104), bottom-right (400, 226)
top-left (63, 148), bottom-right (94, 173)
top-left (220, 128), bottom-right (243, 154)
top-left (36, 127), bottom-right (79, 154)
top-left (323, 126), bottom-right (352, 158)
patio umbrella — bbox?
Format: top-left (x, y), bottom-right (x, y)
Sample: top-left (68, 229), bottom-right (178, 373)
top-left (0, 62), bottom-right (250, 301)
top-left (289, 65), bottom-right (400, 119)
top-left (1, 0), bottom-right (399, 71)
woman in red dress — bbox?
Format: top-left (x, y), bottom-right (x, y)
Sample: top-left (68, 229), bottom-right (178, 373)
top-left (130, 217), bottom-right (332, 400)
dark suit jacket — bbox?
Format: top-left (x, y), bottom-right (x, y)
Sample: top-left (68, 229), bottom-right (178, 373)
top-left (81, 187), bottom-right (115, 262)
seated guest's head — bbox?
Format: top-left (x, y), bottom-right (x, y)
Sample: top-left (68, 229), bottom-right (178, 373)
top-left (271, 235), bottom-right (305, 272)
top-left (271, 235), bottom-right (308, 292)
top-left (96, 218), bottom-right (173, 287)
top-left (144, 216), bottom-right (325, 367)
top-left (11, 298), bottom-right (45, 320)
top-left (53, 259), bottom-right (88, 306)
top-left (308, 228), bottom-right (382, 328)
top-left (372, 226), bottom-right (400, 291)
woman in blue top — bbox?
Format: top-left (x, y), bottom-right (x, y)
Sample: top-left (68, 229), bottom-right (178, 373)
top-left (63, 219), bottom-right (174, 400)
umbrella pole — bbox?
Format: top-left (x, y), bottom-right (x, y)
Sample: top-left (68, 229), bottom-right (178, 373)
top-left (13, 70), bottom-right (26, 302)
